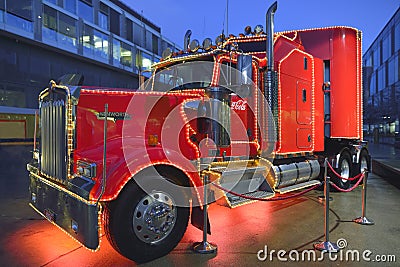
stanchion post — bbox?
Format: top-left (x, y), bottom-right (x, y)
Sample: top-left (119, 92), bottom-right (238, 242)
top-left (353, 169), bottom-right (374, 225)
top-left (192, 174), bottom-right (217, 254)
top-left (314, 159), bottom-right (339, 252)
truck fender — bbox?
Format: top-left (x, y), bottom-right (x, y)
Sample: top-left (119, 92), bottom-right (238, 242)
top-left (89, 146), bottom-right (203, 205)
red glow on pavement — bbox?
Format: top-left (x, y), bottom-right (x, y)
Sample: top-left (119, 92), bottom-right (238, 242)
top-left (4, 198), bottom-right (308, 266)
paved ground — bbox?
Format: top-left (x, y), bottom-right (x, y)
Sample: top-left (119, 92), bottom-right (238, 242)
top-left (0, 144), bottom-right (399, 266)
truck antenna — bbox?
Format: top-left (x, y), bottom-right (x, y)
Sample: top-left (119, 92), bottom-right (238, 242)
top-left (221, 0), bottom-right (229, 36)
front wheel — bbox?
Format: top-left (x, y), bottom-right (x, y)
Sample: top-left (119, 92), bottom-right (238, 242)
top-left (330, 151), bottom-right (352, 190)
top-left (104, 176), bottom-right (189, 263)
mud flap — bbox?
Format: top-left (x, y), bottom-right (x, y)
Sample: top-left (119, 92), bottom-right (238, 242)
top-left (29, 173), bottom-right (100, 249)
top-left (191, 206), bottom-right (211, 234)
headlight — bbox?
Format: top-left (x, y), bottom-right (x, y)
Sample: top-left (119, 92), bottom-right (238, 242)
top-left (76, 161), bottom-right (97, 179)
top-left (189, 39), bottom-right (200, 52)
top-left (254, 24), bottom-right (264, 35)
top-left (202, 38), bottom-right (213, 50)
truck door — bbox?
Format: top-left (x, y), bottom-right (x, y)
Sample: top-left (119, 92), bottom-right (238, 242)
top-left (296, 80), bottom-right (312, 149)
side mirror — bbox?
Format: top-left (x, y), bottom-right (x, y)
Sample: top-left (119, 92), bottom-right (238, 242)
top-left (237, 54), bottom-right (253, 86)
top-left (236, 54), bottom-right (253, 98)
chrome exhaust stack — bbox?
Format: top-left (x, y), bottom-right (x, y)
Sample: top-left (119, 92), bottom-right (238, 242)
top-left (266, 1), bottom-right (277, 72)
top-left (265, 1), bottom-right (279, 138)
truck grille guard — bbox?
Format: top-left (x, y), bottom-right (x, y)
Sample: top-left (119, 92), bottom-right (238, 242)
top-left (30, 82), bottom-right (101, 250)
top-left (39, 81), bottom-right (74, 183)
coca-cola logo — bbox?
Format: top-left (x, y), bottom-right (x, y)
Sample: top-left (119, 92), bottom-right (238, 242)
top-left (231, 100), bottom-right (247, 111)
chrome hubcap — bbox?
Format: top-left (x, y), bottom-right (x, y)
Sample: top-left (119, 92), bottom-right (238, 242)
top-left (133, 191), bottom-right (176, 244)
top-left (341, 159), bottom-right (350, 183)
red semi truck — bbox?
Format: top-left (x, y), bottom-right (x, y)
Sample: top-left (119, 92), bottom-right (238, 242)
top-left (27, 2), bottom-right (369, 263)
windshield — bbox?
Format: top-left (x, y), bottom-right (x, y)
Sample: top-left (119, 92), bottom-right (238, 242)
top-left (142, 60), bottom-right (214, 92)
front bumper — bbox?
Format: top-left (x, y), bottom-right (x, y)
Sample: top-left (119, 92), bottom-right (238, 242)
top-left (28, 168), bottom-right (100, 250)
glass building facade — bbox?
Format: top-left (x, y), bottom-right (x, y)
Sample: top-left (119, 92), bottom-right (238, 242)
top-left (0, 0), bottom-right (179, 140)
top-left (0, 0), bottom-right (179, 109)
top-left (363, 7), bottom-right (400, 144)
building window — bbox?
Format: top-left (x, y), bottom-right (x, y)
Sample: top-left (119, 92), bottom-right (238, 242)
top-left (0, 88), bottom-right (26, 108)
top-left (7, 0), bottom-right (32, 21)
top-left (395, 22), bottom-right (400, 51)
top-left (141, 52), bottom-right (153, 71)
top-left (126, 18), bottom-right (133, 42)
top-left (58, 12), bottom-right (77, 49)
top-left (0, 0), bottom-right (4, 23)
top-left (109, 8), bottom-right (119, 36)
top-left (121, 43), bottom-right (132, 68)
top-left (113, 39), bottom-right (121, 66)
top-left (42, 5), bottom-right (77, 50)
top-left (133, 22), bottom-right (143, 46)
top-left (93, 30), bottom-right (109, 62)
top-left (43, 5), bottom-right (57, 41)
top-left (370, 72), bottom-right (376, 96)
top-left (82, 24), bottom-right (94, 57)
top-left (152, 34), bottom-right (159, 55)
top-left (365, 53), bottom-right (372, 67)
top-left (382, 34), bottom-right (391, 63)
top-left (5, 0), bottom-right (33, 32)
top-left (64, 0), bottom-right (76, 14)
top-left (372, 48), bottom-right (380, 70)
top-left (377, 66), bottom-right (386, 91)
top-left (98, 2), bottom-right (109, 31)
top-left (46, 0), bottom-right (58, 4)
top-left (78, 0), bottom-right (93, 23)
top-left (145, 30), bottom-right (152, 51)
top-left (388, 56), bottom-right (396, 86)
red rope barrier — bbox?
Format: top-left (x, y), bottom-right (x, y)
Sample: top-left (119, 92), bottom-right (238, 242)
top-left (211, 182), bottom-right (322, 202)
top-left (326, 161), bottom-right (363, 181)
top-left (329, 173), bottom-right (364, 192)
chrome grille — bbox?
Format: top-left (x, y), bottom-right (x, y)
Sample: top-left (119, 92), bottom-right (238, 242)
top-left (40, 97), bottom-right (67, 180)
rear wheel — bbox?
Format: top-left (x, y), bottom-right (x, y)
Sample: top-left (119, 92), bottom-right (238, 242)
top-left (104, 175), bottom-right (189, 263)
top-left (352, 149), bottom-right (370, 184)
top-left (331, 151), bottom-right (352, 190)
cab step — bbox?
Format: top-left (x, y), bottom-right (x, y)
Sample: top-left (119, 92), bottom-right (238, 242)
top-left (225, 190), bottom-right (275, 208)
top-left (210, 164), bottom-right (275, 208)
top-left (274, 180), bottom-right (321, 194)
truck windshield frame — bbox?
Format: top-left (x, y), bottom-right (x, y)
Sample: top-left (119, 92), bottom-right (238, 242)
top-left (142, 58), bottom-right (214, 92)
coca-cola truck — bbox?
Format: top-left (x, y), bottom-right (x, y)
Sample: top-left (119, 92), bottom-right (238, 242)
top-left (27, 2), bottom-right (369, 262)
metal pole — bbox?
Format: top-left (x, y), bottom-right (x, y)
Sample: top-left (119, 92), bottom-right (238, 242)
top-left (33, 110), bottom-right (37, 151)
top-left (192, 175), bottom-right (217, 254)
top-left (314, 159), bottom-right (339, 252)
top-left (97, 104), bottom-right (108, 205)
top-left (324, 175), bottom-right (330, 242)
top-left (203, 175), bottom-right (209, 243)
top-left (353, 169), bottom-right (374, 225)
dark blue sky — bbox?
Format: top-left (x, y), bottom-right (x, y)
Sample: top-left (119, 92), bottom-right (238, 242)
top-left (122, 0), bottom-right (399, 53)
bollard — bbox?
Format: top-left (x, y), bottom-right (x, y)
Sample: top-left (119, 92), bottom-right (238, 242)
top-left (353, 169), bottom-right (374, 225)
top-left (192, 174), bottom-right (217, 254)
top-left (314, 159), bottom-right (339, 252)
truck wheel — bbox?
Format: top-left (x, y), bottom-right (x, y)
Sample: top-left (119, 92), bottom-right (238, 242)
top-left (351, 149), bottom-right (370, 184)
top-left (104, 176), bottom-right (189, 263)
top-left (331, 152), bottom-right (352, 190)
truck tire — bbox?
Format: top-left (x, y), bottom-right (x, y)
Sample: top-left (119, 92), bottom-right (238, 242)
top-left (331, 151), bottom-right (352, 190)
top-left (351, 149), bottom-right (370, 184)
top-left (104, 176), bottom-right (189, 263)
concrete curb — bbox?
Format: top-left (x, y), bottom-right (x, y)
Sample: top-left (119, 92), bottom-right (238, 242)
top-left (372, 159), bottom-right (400, 189)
